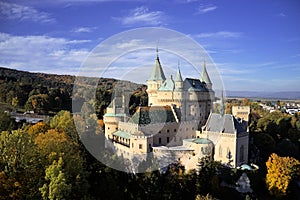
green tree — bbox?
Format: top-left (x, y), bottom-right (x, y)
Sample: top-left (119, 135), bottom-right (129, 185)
top-left (253, 132), bottom-right (276, 161)
top-left (40, 157), bottom-right (72, 200)
top-left (0, 130), bottom-right (43, 199)
top-left (50, 110), bottom-right (78, 143)
top-left (0, 112), bottom-right (16, 132)
top-left (35, 129), bottom-right (89, 199)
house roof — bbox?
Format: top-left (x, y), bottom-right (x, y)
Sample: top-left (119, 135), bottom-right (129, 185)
top-left (158, 76), bottom-right (175, 91)
top-left (183, 78), bottom-right (209, 92)
top-left (203, 113), bottom-right (247, 134)
top-left (113, 131), bottom-right (131, 139)
top-left (184, 138), bottom-right (212, 144)
top-left (129, 106), bottom-right (177, 125)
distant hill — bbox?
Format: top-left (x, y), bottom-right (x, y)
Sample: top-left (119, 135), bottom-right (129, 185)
top-left (0, 67), bottom-right (147, 116)
top-left (226, 90), bottom-right (300, 100)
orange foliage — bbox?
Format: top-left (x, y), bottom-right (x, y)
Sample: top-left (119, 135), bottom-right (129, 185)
top-left (28, 122), bottom-right (50, 135)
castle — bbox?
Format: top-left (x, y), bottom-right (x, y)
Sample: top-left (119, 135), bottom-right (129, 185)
top-left (103, 49), bottom-right (249, 171)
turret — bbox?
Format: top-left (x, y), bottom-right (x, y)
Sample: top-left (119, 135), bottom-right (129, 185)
top-left (175, 61), bottom-right (183, 90)
top-left (147, 47), bottom-right (166, 106)
top-left (200, 57), bottom-right (212, 90)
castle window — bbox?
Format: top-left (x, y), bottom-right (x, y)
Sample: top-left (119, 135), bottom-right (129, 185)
top-left (159, 138), bottom-right (162, 144)
top-left (108, 127), bottom-right (110, 130)
top-left (116, 127), bottom-right (118, 130)
top-left (174, 129), bottom-right (177, 132)
top-left (139, 144), bottom-right (142, 149)
top-left (219, 146), bottom-right (222, 157)
top-left (239, 145), bottom-right (244, 162)
top-left (159, 131), bottom-right (161, 134)
top-left (167, 129), bottom-right (170, 133)
top-left (167, 137), bottom-right (169, 143)
top-left (132, 143), bottom-right (134, 148)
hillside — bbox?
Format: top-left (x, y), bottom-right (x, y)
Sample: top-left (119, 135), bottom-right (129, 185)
top-left (0, 67), bottom-right (147, 117)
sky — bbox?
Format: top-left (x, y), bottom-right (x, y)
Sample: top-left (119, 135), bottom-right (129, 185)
top-left (0, 0), bottom-right (300, 92)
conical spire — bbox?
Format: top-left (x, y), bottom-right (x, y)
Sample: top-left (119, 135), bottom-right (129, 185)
top-left (175, 61), bottom-right (183, 82)
top-left (200, 57), bottom-right (212, 84)
top-left (149, 46), bottom-right (166, 81)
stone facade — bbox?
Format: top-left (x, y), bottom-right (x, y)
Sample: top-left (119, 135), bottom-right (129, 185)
top-left (103, 50), bottom-right (250, 170)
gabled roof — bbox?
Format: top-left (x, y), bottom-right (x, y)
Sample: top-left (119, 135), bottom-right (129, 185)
top-left (203, 113), bottom-right (247, 134)
top-left (148, 54), bottom-right (166, 81)
top-left (183, 78), bottom-right (209, 92)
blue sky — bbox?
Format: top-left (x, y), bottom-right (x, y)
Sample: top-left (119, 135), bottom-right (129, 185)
top-left (0, 0), bottom-right (299, 92)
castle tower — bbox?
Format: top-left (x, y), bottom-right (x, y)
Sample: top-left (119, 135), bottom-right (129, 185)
top-left (147, 47), bottom-right (166, 106)
top-left (175, 62), bottom-right (183, 90)
top-left (200, 57), bottom-right (212, 90)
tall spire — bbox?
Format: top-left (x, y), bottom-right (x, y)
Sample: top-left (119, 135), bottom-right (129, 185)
top-left (175, 60), bottom-right (183, 82)
top-left (200, 57), bottom-right (212, 85)
top-left (149, 46), bottom-right (166, 81)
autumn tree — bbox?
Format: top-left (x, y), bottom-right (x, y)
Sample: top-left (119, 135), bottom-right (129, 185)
top-left (50, 110), bottom-right (79, 143)
top-left (0, 130), bottom-right (43, 199)
top-left (35, 129), bottom-right (89, 199)
top-left (266, 153), bottom-right (300, 198)
top-left (39, 157), bottom-right (71, 200)
top-left (27, 121), bottom-right (50, 135)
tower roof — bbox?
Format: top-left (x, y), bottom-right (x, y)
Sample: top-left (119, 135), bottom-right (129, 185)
top-left (200, 58), bottom-right (212, 84)
top-left (175, 62), bottom-right (183, 82)
top-left (148, 47), bottom-right (166, 81)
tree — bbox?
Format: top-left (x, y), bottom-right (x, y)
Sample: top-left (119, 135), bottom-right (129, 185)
top-left (40, 157), bottom-right (72, 200)
top-left (27, 121), bottom-right (50, 135)
top-left (34, 129), bottom-right (89, 199)
top-left (253, 133), bottom-right (276, 161)
top-left (266, 153), bottom-right (300, 198)
top-left (50, 110), bottom-right (79, 143)
top-left (0, 112), bottom-right (16, 132)
top-left (0, 130), bottom-right (43, 199)
top-left (25, 94), bottom-right (50, 113)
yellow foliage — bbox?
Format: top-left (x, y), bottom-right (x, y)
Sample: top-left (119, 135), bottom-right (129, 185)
top-left (266, 153), bottom-right (300, 198)
top-left (28, 122), bottom-right (50, 135)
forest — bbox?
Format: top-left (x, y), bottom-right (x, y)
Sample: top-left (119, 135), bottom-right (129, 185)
top-left (0, 67), bottom-right (300, 199)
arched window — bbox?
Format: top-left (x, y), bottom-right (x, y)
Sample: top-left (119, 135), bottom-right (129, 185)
top-left (219, 146), bottom-right (222, 157)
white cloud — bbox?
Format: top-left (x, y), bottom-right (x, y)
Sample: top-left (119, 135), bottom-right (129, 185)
top-left (0, 2), bottom-right (55, 23)
top-left (72, 27), bottom-right (97, 33)
top-left (195, 31), bottom-right (243, 39)
top-left (278, 12), bottom-right (286, 17)
top-left (0, 32), bottom-right (90, 74)
top-left (196, 5), bottom-right (217, 14)
top-left (114, 6), bottom-right (165, 26)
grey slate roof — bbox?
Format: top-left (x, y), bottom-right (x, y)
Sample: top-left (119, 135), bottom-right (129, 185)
top-left (203, 113), bottom-right (247, 134)
top-left (158, 76), bottom-right (175, 91)
top-left (175, 67), bottom-right (183, 82)
top-left (200, 62), bottom-right (212, 84)
top-left (149, 56), bottom-right (166, 81)
top-left (183, 78), bottom-right (209, 92)
top-left (129, 106), bottom-right (177, 125)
